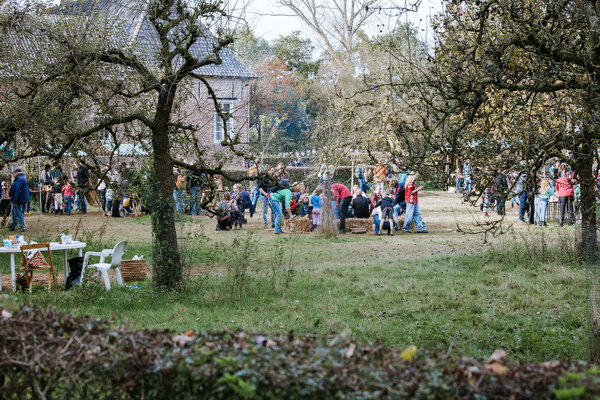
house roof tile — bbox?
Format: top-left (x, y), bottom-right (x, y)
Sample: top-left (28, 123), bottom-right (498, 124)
top-left (56, 0), bottom-right (256, 79)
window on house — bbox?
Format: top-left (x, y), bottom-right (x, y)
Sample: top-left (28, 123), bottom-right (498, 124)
top-left (214, 102), bottom-right (234, 143)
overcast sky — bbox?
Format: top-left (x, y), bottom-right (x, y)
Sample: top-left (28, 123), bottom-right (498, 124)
top-left (243, 0), bottom-right (444, 45)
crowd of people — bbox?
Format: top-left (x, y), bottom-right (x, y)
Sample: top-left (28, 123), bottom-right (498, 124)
top-left (211, 162), bottom-right (428, 235)
top-left (3, 160), bottom-right (92, 232)
top-left (2, 154), bottom-right (587, 235)
top-left (2, 158), bottom-right (147, 231)
top-left (456, 158), bottom-right (582, 227)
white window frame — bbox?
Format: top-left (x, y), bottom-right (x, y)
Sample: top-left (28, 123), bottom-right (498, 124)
top-left (214, 101), bottom-right (234, 144)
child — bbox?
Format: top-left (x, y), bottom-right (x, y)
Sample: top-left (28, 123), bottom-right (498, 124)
top-left (290, 198), bottom-right (298, 216)
top-left (232, 184), bottom-right (251, 229)
top-left (52, 178), bottom-right (63, 215)
top-left (299, 193), bottom-right (311, 217)
top-left (375, 190), bottom-right (397, 236)
top-left (216, 192), bottom-right (237, 231)
top-left (309, 186), bottom-right (322, 232)
top-left (536, 178), bottom-right (553, 226)
top-left (61, 180), bottom-right (73, 216)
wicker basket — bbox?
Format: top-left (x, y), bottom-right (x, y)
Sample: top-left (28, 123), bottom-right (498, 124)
top-left (120, 259), bottom-right (149, 282)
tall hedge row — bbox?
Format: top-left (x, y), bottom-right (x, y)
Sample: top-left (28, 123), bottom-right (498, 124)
top-left (0, 306), bottom-right (598, 399)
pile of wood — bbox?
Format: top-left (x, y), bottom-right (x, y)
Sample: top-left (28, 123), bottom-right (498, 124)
top-left (345, 218), bottom-right (373, 233)
top-left (283, 217), bottom-right (312, 233)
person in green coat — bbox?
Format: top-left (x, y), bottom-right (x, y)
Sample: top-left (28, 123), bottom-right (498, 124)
top-left (269, 182), bottom-right (302, 234)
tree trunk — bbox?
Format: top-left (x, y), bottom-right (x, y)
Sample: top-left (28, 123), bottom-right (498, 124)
top-left (320, 175), bottom-right (337, 236)
top-left (577, 132), bottom-right (598, 264)
top-left (151, 87), bottom-right (181, 291)
top-left (577, 127), bottom-right (599, 361)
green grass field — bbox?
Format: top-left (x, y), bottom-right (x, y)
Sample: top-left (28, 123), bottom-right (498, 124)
top-left (1, 191), bottom-right (587, 362)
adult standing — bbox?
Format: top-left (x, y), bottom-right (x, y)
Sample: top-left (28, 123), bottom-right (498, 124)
top-left (189, 171), bottom-right (206, 216)
top-left (10, 168), bottom-right (29, 232)
top-left (69, 162), bottom-right (79, 211)
top-left (173, 168), bottom-right (186, 215)
top-left (352, 189), bottom-right (370, 218)
top-left (269, 183), bottom-right (293, 234)
top-left (556, 167), bottom-right (575, 227)
top-left (257, 168), bottom-right (277, 228)
top-left (493, 172), bottom-right (509, 215)
top-left (355, 163), bottom-right (368, 194)
top-left (374, 162), bottom-right (387, 191)
top-left (97, 178), bottom-right (107, 216)
top-left (39, 164), bottom-right (52, 213)
top-left (247, 161), bottom-right (258, 217)
top-left (49, 164), bottom-right (62, 181)
top-left (463, 160), bottom-right (473, 198)
top-left (49, 164), bottom-right (62, 213)
top-left (76, 158), bottom-right (90, 214)
top-left (514, 172), bottom-right (528, 224)
top-left (402, 171), bottom-right (428, 233)
top-left (331, 183), bottom-right (352, 234)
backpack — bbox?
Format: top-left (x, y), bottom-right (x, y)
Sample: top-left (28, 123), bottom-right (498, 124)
top-left (269, 179), bottom-right (290, 194)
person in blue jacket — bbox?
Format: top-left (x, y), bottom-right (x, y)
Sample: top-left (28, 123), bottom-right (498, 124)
top-left (10, 168), bottom-right (30, 232)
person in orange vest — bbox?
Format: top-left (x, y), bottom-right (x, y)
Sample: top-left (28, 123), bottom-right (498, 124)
top-left (374, 162), bottom-right (387, 192)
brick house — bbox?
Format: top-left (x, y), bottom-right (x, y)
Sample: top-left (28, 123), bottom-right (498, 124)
top-left (58, 0), bottom-right (256, 167)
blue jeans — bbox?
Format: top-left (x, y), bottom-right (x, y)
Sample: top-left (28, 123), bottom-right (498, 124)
top-left (12, 203), bottom-right (25, 230)
top-left (270, 198), bottom-right (283, 233)
top-left (78, 192), bottom-right (87, 213)
top-left (359, 178), bottom-right (368, 194)
top-left (393, 203), bottom-right (405, 219)
top-left (189, 187), bottom-right (202, 215)
top-left (174, 189), bottom-right (184, 214)
top-left (518, 191), bottom-right (528, 222)
top-left (538, 198), bottom-right (548, 222)
top-left (262, 195), bottom-right (274, 227)
top-left (463, 178), bottom-right (472, 195)
top-left (64, 196), bottom-right (72, 214)
top-left (456, 177), bottom-right (463, 191)
top-left (496, 198), bottom-right (504, 214)
top-left (403, 203), bottom-right (426, 232)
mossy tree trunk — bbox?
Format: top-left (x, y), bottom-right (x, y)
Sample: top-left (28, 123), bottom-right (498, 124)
top-left (151, 84), bottom-right (181, 291)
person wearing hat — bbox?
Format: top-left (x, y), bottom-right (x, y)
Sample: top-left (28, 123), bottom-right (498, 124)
top-left (10, 168), bottom-right (29, 231)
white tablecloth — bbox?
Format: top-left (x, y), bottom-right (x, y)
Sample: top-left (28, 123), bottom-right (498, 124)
top-left (0, 241), bottom-right (87, 291)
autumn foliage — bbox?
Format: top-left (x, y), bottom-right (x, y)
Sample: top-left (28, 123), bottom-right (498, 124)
top-left (1, 306), bottom-right (598, 399)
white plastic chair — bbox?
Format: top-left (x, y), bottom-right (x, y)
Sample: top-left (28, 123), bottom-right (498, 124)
top-left (80, 241), bottom-right (127, 290)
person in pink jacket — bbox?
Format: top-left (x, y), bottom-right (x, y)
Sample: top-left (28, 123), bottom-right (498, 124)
top-left (555, 168), bottom-right (575, 226)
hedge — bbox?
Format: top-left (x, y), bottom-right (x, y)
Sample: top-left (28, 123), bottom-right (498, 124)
top-left (0, 305), bottom-right (598, 399)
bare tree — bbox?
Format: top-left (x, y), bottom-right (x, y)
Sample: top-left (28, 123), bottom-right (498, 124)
top-left (0, 0), bottom-right (255, 291)
top-left (276, 0), bottom-right (381, 69)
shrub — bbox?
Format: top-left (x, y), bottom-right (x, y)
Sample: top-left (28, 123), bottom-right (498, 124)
top-left (0, 305), bottom-right (598, 399)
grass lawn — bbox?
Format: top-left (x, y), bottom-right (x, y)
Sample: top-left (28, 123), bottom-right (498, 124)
top-left (0, 191), bottom-right (586, 362)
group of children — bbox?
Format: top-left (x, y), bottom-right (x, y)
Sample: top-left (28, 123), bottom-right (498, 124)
top-left (214, 170), bottom-right (428, 236)
top-left (216, 182), bottom-right (325, 232)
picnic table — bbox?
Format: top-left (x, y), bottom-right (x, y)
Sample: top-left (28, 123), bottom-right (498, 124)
top-left (0, 241), bottom-right (86, 291)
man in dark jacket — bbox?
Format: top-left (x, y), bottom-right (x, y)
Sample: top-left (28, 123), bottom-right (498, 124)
top-left (10, 169), bottom-right (30, 231)
top-left (76, 158), bottom-right (90, 214)
top-left (493, 172), bottom-right (509, 215)
top-left (39, 164), bottom-right (52, 213)
top-left (352, 189), bottom-right (370, 218)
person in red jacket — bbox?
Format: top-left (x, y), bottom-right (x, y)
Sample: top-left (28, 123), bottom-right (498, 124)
top-left (402, 171), bottom-right (428, 233)
top-left (331, 183), bottom-right (352, 234)
top-left (556, 167), bottom-right (575, 226)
